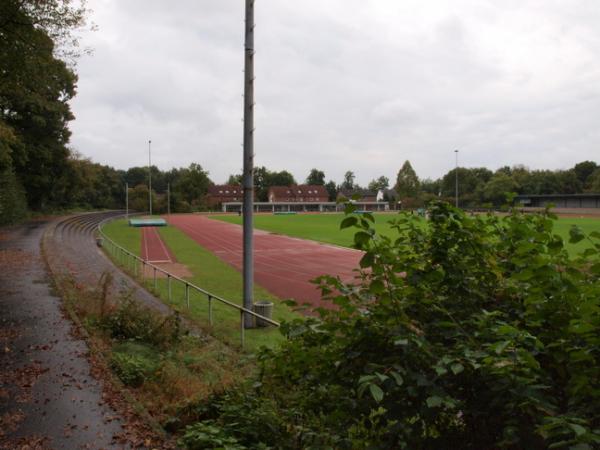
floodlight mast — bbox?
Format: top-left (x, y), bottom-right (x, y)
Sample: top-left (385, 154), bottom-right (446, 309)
top-left (454, 149), bottom-right (459, 208)
top-left (242, 0), bottom-right (255, 328)
top-left (148, 140), bottom-right (152, 216)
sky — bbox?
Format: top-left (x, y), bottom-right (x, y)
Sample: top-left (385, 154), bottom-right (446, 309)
top-left (69, 0), bottom-right (600, 186)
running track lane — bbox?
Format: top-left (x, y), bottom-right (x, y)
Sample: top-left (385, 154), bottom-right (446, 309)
top-left (166, 214), bottom-right (363, 309)
top-left (141, 227), bottom-right (175, 262)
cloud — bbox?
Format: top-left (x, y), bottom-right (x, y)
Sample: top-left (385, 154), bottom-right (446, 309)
top-left (70, 0), bottom-right (600, 187)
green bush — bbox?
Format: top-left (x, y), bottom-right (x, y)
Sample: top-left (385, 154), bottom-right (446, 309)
top-left (100, 296), bottom-right (182, 349)
top-left (188, 203), bottom-right (600, 449)
top-left (179, 422), bottom-right (247, 450)
top-left (111, 349), bottom-right (158, 387)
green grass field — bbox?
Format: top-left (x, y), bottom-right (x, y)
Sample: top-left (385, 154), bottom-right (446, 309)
top-left (101, 219), bottom-right (299, 350)
top-left (212, 212), bottom-right (600, 256)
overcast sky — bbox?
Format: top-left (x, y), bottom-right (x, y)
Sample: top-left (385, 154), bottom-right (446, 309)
top-left (69, 0), bottom-right (600, 186)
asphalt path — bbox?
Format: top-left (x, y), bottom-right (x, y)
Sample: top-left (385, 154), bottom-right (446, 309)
top-left (0, 219), bottom-right (126, 449)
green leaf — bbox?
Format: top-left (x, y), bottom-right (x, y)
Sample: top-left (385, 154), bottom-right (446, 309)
top-left (375, 372), bottom-right (389, 383)
top-left (359, 252), bottom-right (374, 268)
top-left (569, 225), bottom-right (585, 244)
top-left (369, 384), bottom-right (384, 403)
top-left (569, 423), bottom-right (587, 437)
top-left (354, 231), bottom-right (372, 246)
top-left (340, 216), bottom-right (358, 229)
top-left (369, 279), bottom-right (386, 294)
top-left (426, 396), bottom-right (442, 408)
top-left (390, 371), bottom-right (404, 386)
top-left (362, 212), bottom-right (375, 223)
top-left (450, 363), bottom-right (464, 375)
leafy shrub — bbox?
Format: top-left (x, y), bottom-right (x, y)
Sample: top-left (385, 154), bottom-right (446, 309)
top-left (179, 422), bottom-right (246, 450)
top-left (188, 202), bottom-right (600, 449)
top-left (100, 296), bottom-right (182, 348)
top-left (111, 350), bottom-right (158, 387)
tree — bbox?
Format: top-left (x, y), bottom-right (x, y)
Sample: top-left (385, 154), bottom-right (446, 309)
top-left (173, 163), bottom-right (212, 209)
top-left (573, 161), bottom-right (598, 187)
top-left (269, 170), bottom-right (296, 187)
top-left (368, 176), bottom-right (389, 192)
top-left (440, 167), bottom-right (492, 207)
top-left (227, 173), bottom-right (242, 185)
top-left (0, 0), bottom-right (86, 210)
top-left (482, 172), bottom-right (518, 206)
top-left (306, 168), bottom-right (326, 185)
top-left (557, 169), bottom-right (582, 194)
top-left (341, 171), bottom-right (356, 191)
top-left (588, 169), bottom-right (600, 193)
top-left (325, 180), bottom-right (337, 201)
top-left (394, 160), bottom-right (420, 198)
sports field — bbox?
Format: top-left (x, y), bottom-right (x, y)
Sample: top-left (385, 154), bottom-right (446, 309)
top-left (102, 219), bottom-right (301, 349)
top-left (213, 212), bottom-right (600, 256)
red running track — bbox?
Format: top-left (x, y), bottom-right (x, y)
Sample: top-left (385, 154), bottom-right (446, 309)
top-left (167, 214), bottom-right (363, 309)
top-left (141, 227), bottom-right (175, 263)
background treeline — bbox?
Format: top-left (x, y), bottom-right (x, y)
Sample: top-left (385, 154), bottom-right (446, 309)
top-left (400, 160), bottom-right (600, 209)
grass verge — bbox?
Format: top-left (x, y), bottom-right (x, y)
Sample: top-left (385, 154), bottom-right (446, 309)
top-left (47, 269), bottom-right (252, 442)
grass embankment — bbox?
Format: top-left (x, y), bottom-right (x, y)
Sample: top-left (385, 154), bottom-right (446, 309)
top-left (52, 271), bottom-right (249, 443)
top-left (102, 219), bottom-right (299, 350)
top-left (213, 212), bottom-right (600, 256)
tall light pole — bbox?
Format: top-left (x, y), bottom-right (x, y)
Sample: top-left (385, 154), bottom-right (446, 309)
top-left (242, 0), bottom-right (255, 328)
top-left (148, 139), bottom-right (152, 216)
top-left (125, 182), bottom-right (129, 219)
top-left (454, 149), bottom-right (459, 208)
top-left (167, 182), bottom-right (171, 217)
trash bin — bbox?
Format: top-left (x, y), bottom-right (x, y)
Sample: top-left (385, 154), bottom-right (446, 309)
top-left (96, 237), bottom-right (103, 247)
top-left (253, 301), bottom-right (274, 327)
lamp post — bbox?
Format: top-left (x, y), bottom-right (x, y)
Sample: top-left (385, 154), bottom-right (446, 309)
top-left (148, 140), bottom-right (152, 216)
top-left (242, 0), bottom-right (255, 328)
top-left (167, 182), bottom-right (171, 217)
top-left (125, 182), bottom-right (129, 219)
top-left (454, 149), bottom-right (459, 208)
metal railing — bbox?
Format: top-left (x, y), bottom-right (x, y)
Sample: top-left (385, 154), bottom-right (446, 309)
top-left (96, 215), bottom-right (280, 348)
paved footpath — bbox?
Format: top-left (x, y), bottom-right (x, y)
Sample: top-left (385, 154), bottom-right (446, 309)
top-left (0, 220), bottom-right (127, 449)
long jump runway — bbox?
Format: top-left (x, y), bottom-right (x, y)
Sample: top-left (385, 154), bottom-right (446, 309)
top-left (167, 215), bottom-right (363, 309)
top-left (141, 226), bottom-right (174, 262)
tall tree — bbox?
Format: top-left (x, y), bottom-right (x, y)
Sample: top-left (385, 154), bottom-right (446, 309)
top-left (0, 0), bottom-right (87, 211)
top-left (341, 171), bottom-right (356, 191)
top-left (173, 163), bottom-right (212, 208)
top-left (325, 180), bottom-right (337, 201)
top-left (227, 173), bottom-right (242, 185)
top-left (573, 161), bottom-right (598, 187)
top-left (306, 168), bottom-right (325, 185)
top-left (269, 170), bottom-right (296, 187)
top-left (395, 161), bottom-right (420, 198)
top-left (483, 173), bottom-right (518, 206)
top-left (368, 176), bottom-right (389, 192)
